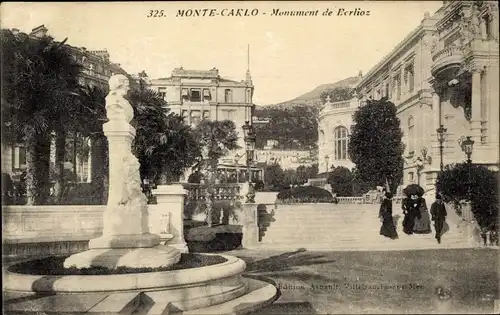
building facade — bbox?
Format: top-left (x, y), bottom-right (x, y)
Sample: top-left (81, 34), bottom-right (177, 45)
top-left (148, 67), bottom-right (254, 150)
top-left (353, 1), bottom-right (498, 190)
top-left (255, 147), bottom-right (316, 170)
top-left (317, 94), bottom-right (360, 174)
top-left (317, 1), bottom-right (499, 191)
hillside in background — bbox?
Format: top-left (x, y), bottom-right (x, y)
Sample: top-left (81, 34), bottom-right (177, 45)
top-left (259, 76), bottom-right (359, 110)
top-left (254, 76), bottom-right (359, 150)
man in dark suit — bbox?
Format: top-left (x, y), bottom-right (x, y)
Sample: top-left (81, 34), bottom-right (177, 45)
top-left (430, 194), bottom-right (447, 244)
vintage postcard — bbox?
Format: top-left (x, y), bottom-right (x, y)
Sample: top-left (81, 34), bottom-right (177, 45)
top-left (2, 1), bottom-right (499, 314)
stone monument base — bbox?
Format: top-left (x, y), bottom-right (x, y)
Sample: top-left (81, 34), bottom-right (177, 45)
top-left (88, 233), bottom-right (161, 249)
top-left (63, 245), bottom-right (181, 269)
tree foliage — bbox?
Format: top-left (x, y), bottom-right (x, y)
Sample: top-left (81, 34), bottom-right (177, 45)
top-left (127, 88), bottom-right (200, 184)
top-left (193, 119), bottom-right (240, 227)
top-left (254, 105), bottom-right (318, 150)
top-left (1, 28), bottom-right (82, 205)
top-left (327, 166), bottom-right (353, 197)
top-left (320, 86), bottom-right (355, 103)
top-left (437, 163), bottom-right (498, 231)
top-left (348, 98), bottom-right (404, 193)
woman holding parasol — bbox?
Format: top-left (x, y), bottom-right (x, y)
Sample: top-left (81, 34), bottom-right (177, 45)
top-left (401, 184), bottom-right (425, 234)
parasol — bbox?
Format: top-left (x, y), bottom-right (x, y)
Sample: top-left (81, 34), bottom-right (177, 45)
top-left (403, 184), bottom-right (424, 197)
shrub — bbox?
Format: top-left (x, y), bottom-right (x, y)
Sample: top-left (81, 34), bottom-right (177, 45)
top-left (436, 163), bottom-right (498, 231)
top-left (327, 166), bottom-right (353, 197)
top-left (277, 186), bottom-right (334, 203)
top-left (59, 183), bottom-right (106, 205)
top-left (254, 179), bottom-right (265, 191)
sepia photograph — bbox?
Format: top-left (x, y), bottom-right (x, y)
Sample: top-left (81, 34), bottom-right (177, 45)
top-left (1, 1), bottom-right (499, 314)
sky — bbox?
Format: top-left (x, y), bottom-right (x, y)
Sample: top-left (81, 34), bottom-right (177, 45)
top-left (2, 1), bottom-right (443, 105)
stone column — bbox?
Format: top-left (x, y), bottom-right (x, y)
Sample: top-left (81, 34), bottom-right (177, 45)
top-left (470, 69), bottom-right (482, 143)
top-left (431, 87), bottom-right (442, 167)
top-left (151, 184), bottom-right (189, 253)
top-left (241, 203), bottom-right (259, 248)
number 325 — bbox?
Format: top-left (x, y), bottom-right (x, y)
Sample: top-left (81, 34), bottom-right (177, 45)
top-left (147, 10), bottom-right (164, 17)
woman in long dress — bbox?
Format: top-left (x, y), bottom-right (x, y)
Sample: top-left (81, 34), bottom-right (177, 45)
top-left (379, 191), bottom-right (398, 239)
top-left (413, 197), bottom-right (432, 233)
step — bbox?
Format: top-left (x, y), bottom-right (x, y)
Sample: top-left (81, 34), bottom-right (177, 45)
top-left (252, 242), bottom-right (473, 251)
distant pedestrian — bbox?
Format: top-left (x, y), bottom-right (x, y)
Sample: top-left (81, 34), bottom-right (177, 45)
top-left (379, 191), bottom-right (398, 239)
top-left (430, 194), bottom-right (447, 244)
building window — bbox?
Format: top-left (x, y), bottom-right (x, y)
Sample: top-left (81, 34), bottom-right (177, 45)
top-left (334, 126), bottom-right (348, 160)
top-left (190, 89), bottom-right (201, 102)
top-left (12, 145), bottom-right (27, 170)
top-left (158, 87), bottom-right (166, 99)
top-left (202, 110), bottom-right (210, 120)
top-left (190, 110), bottom-right (201, 127)
top-left (182, 110), bottom-right (189, 124)
top-left (404, 63), bottom-right (414, 93)
top-left (393, 73), bottom-right (401, 100)
top-left (408, 116), bottom-right (415, 154)
top-left (203, 89), bottom-right (211, 101)
top-left (408, 172), bottom-right (415, 182)
top-left (225, 89), bottom-right (232, 103)
top-left (483, 15), bottom-right (492, 40)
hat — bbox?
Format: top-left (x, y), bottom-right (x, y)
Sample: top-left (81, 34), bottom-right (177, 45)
top-left (385, 192), bottom-right (393, 199)
top-left (436, 194), bottom-right (442, 199)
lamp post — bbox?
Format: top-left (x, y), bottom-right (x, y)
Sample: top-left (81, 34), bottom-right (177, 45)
top-left (234, 153), bottom-right (241, 183)
top-left (242, 121), bottom-right (256, 203)
top-left (325, 155), bottom-right (330, 174)
top-left (436, 125), bottom-right (447, 172)
top-left (459, 136), bottom-right (474, 201)
top-left (415, 157), bottom-right (424, 186)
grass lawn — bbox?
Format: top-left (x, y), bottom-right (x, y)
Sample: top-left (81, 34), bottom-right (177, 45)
top-left (226, 248), bottom-right (499, 314)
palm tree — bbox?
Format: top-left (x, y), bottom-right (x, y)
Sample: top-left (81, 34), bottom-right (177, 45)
top-left (77, 84), bottom-right (108, 204)
top-left (1, 29), bottom-right (82, 205)
top-left (128, 88), bottom-right (200, 185)
top-left (194, 119), bottom-right (240, 227)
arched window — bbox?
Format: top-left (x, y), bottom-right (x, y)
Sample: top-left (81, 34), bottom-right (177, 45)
top-left (334, 126), bottom-right (349, 160)
top-left (408, 116), bottom-right (415, 154)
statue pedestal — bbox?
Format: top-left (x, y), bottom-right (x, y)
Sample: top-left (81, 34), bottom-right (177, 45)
top-left (151, 184), bottom-right (189, 253)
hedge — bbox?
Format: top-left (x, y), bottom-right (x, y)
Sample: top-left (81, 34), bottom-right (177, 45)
top-left (277, 186), bottom-right (334, 203)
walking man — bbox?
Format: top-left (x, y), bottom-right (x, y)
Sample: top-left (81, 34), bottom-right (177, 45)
top-left (430, 194), bottom-right (447, 244)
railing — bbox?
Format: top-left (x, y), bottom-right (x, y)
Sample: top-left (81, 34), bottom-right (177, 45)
top-left (336, 197), bottom-right (365, 204)
top-left (330, 100), bottom-right (351, 109)
top-left (181, 183), bottom-right (241, 202)
top-left (431, 45), bottom-right (463, 62)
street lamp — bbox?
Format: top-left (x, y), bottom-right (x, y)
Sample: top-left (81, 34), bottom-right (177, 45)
top-left (458, 136), bottom-right (474, 201)
top-left (242, 121), bottom-right (256, 203)
top-left (436, 125), bottom-right (447, 172)
top-left (415, 157), bottom-right (424, 185)
top-left (325, 155), bottom-right (330, 173)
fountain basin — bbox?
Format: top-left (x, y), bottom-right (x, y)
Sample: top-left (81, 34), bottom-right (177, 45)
top-left (4, 254), bottom-right (278, 314)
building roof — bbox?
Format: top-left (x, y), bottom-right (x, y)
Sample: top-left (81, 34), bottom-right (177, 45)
top-left (355, 11), bottom-right (440, 89)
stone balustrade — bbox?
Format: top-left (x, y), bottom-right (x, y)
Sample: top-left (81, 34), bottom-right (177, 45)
top-left (431, 45), bottom-right (463, 62)
top-left (336, 197), bottom-right (365, 204)
top-left (182, 183), bottom-right (241, 201)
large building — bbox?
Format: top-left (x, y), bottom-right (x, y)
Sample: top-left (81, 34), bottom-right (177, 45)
top-left (147, 67), bottom-right (254, 150)
top-left (318, 1), bottom-right (499, 191)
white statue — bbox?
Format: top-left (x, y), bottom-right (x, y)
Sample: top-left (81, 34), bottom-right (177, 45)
top-left (105, 74), bottom-right (134, 123)
top-left (120, 153), bottom-right (148, 208)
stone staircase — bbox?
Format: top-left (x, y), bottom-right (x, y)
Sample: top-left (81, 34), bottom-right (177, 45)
top-left (255, 204), bottom-right (471, 251)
